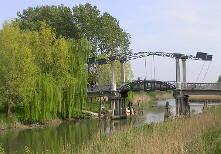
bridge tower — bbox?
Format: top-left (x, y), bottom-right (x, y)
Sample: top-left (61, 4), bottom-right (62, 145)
top-left (110, 57), bottom-right (127, 119)
top-left (175, 56), bottom-right (190, 116)
top-left (182, 58), bottom-right (187, 83)
top-left (111, 59), bottom-right (116, 91)
top-left (120, 60), bottom-right (125, 87)
top-left (176, 58), bottom-right (181, 89)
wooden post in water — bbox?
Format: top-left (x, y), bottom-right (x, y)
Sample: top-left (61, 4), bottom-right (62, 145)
top-left (112, 99), bottom-right (116, 117)
top-left (176, 98), bottom-right (180, 116)
top-left (110, 97), bottom-right (127, 120)
top-left (184, 95), bottom-right (190, 115)
top-left (99, 97), bottom-right (102, 118)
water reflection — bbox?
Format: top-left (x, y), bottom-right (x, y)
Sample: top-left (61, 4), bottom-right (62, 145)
top-left (0, 99), bottom-right (220, 153)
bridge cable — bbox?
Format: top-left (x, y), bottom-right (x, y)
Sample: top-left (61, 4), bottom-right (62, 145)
top-left (196, 61), bottom-right (205, 82)
top-left (202, 61), bottom-right (212, 82)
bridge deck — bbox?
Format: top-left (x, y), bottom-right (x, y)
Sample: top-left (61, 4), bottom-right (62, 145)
top-left (87, 82), bottom-right (221, 97)
top-left (177, 83), bottom-right (221, 95)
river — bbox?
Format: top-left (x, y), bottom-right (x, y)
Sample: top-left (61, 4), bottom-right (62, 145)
top-left (0, 99), bottom-right (219, 153)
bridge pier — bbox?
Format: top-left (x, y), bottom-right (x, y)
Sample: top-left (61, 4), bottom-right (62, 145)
top-left (120, 61), bottom-right (125, 87)
top-left (182, 58), bottom-right (187, 83)
top-left (110, 97), bottom-right (127, 120)
top-left (174, 91), bottom-right (190, 116)
top-left (176, 58), bottom-right (181, 89)
top-left (111, 60), bottom-right (116, 91)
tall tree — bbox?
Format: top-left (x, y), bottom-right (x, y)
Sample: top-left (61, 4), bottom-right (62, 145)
top-left (16, 3), bottom-right (133, 84)
top-left (17, 3), bottom-right (131, 56)
top-left (73, 3), bottom-right (131, 56)
top-left (17, 5), bottom-right (80, 39)
top-left (0, 21), bottom-right (90, 120)
top-left (0, 22), bottom-right (38, 117)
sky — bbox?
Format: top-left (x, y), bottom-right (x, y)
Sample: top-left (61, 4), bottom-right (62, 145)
top-left (0, 0), bottom-right (221, 82)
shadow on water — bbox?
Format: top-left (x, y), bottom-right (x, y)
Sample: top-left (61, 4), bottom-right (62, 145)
top-left (0, 99), bottom-right (219, 153)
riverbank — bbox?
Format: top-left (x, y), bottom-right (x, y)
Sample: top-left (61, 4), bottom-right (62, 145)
top-left (0, 91), bottom-right (172, 131)
top-left (0, 98), bottom-right (220, 153)
top-left (189, 95), bottom-right (221, 102)
top-left (77, 107), bottom-right (221, 154)
top-left (133, 91), bottom-right (173, 103)
top-left (0, 116), bottom-right (63, 131)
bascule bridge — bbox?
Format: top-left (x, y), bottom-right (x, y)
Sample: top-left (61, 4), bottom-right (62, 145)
top-left (87, 52), bottom-right (221, 119)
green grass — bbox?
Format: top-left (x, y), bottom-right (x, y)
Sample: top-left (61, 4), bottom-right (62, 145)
top-left (185, 127), bottom-right (221, 154)
top-left (0, 112), bottom-right (19, 129)
top-left (84, 100), bottom-right (111, 113)
top-left (77, 106), bottom-right (221, 154)
top-left (147, 91), bottom-right (157, 99)
top-left (133, 101), bottom-right (157, 108)
top-left (202, 129), bottom-right (221, 153)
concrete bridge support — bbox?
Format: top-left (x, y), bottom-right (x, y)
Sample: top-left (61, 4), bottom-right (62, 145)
top-left (120, 61), bottom-right (125, 87)
top-left (110, 97), bottom-right (127, 120)
top-left (175, 94), bottom-right (190, 116)
top-left (111, 60), bottom-right (116, 91)
top-left (182, 59), bottom-right (187, 83)
top-left (176, 58), bottom-right (181, 89)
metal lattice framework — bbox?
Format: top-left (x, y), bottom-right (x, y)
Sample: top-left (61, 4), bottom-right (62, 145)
top-left (120, 80), bottom-right (176, 92)
top-left (87, 52), bottom-right (212, 65)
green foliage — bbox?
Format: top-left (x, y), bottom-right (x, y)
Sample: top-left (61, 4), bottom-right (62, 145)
top-left (16, 3), bottom-right (133, 84)
top-left (84, 99), bottom-right (100, 113)
top-left (0, 22), bottom-right (38, 117)
top-left (17, 3), bottom-right (131, 56)
top-left (73, 3), bottom-right (131, 56)
top-left (96, 61), bottom-right (134, 85)
top-left (147, 91), bottom-right (157, 99)
top-left (84, 98), bottom-right (111, 113)
top-left (0, 21), bottom-right (90, 121)
top-left (17, 5), bottom-right (80, 39)
top-left (127, 91), bottom-right (134, 103)
top-left (0, 144), bottom-right (5, 154)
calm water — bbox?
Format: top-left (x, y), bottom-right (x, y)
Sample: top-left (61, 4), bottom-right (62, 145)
top-left (0, 99), bottom-right (219, 153)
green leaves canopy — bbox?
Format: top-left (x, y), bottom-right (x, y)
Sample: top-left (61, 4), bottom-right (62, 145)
top-left (0, 21), bottom-right (90, 120)
top-left (17, 3), bottom-right (131, 57)
top-left (16, 3), bottom-right (133, 84)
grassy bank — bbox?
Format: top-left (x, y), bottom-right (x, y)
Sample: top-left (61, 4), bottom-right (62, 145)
top-left (0, 108), bottom-right (220, 153)
top-left (133, 91), bottom-right (173, 104)
top-left (189, 95), bottom-right (221, 103)
top-left (77, 107), bottom-right (221, 154)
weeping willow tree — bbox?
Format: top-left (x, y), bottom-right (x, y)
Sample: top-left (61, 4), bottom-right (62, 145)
top-left (25, 74), bottom-right (62, 121)
top-left (25, 24), bottom-right (90, 121)
top-left (60, 39), bottom-right (90, 118)
top-left (0, 21), bottom-right (90, 121)
top-left (0, 22), bottom-right (38, 117)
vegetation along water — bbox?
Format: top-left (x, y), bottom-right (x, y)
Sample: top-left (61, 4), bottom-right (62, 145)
top-left (0, 2), bottom-right (221, 154)
top-left (0, 99), bottom-right (220, 153)
top-left (0, 3), bottom-right (133, 127)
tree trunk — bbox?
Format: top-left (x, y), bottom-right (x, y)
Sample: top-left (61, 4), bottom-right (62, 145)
top-left (5, 103), bottom-right (11, 118)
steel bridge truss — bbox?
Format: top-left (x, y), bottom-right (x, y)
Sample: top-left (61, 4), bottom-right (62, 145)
top-left (87, 52), bottom-right (213, 65)
top-left (120, 80), bottom-right (176, 92)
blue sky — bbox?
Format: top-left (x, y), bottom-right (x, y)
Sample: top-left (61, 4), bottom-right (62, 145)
top-left (0, 0), bottom-right (221, 82)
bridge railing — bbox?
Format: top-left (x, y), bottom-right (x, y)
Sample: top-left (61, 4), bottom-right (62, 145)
top-left (181, 83), bottom-right (221, 90)
top-left (88, 85), bottom-right (112, 92)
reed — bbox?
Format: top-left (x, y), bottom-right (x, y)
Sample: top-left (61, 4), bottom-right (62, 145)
top-left (78, 107), bottom-right (221, 154)
top-left (133, 91), bottom-right (173, 104)
top-left (189, 95), bottom-right (221, 100)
